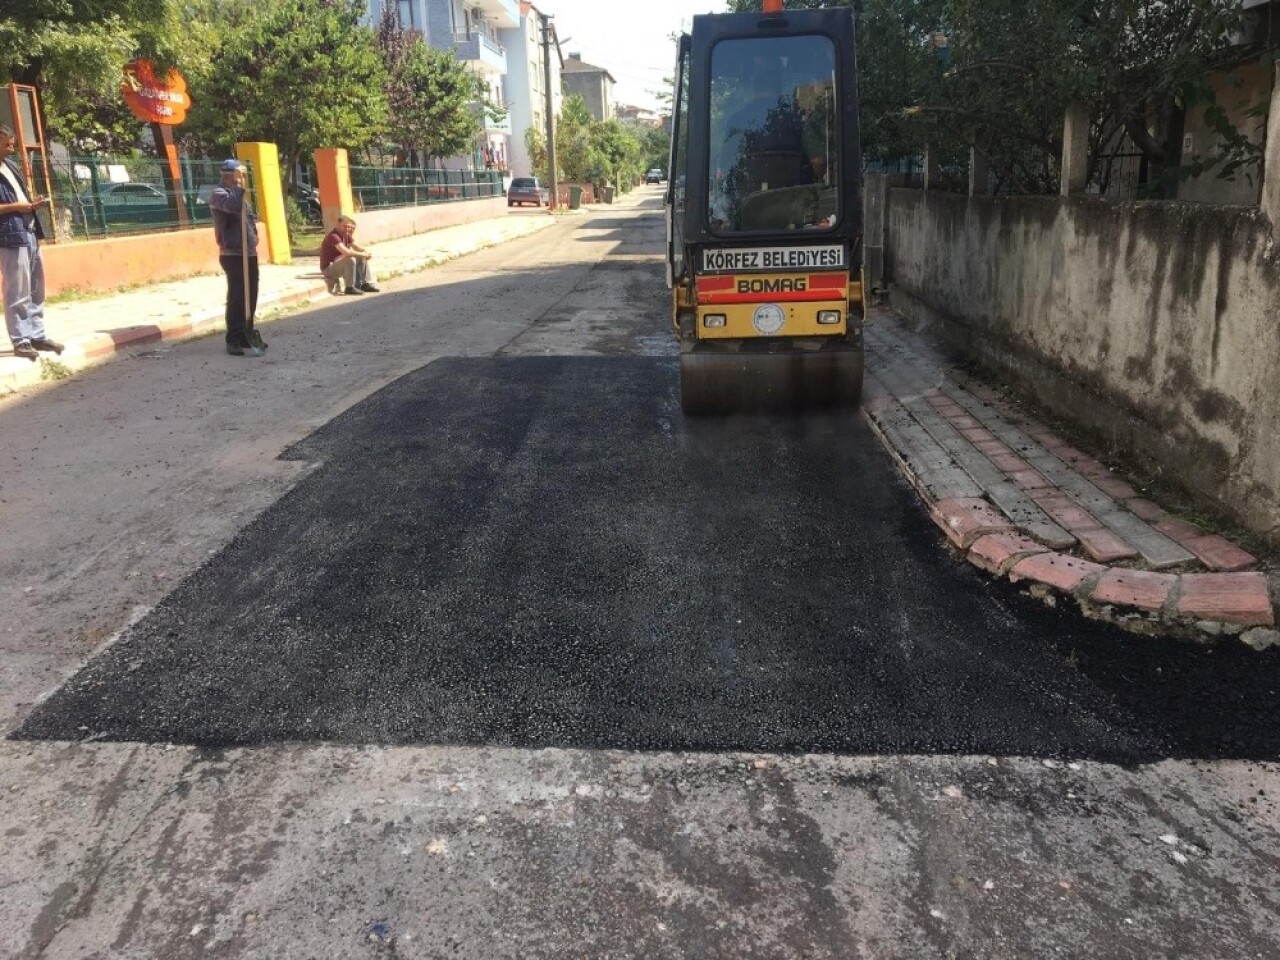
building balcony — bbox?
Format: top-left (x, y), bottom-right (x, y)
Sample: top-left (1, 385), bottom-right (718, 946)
top-left (473, 0), bottom-right (521, 29)
top-left (453, 32), bottom-right (507, 74)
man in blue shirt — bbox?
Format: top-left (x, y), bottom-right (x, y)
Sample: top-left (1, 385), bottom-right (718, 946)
top-left (0, 123), bottom-right (62, 361)
top-left (208, 158), bottom-right (265, 357)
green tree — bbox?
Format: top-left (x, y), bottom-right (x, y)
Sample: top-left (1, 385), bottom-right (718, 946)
top-left (591, 119), bottom-right (643, 191)
top-left (376, 8), bottom-right (495, 165)
top-left (556, 94), bottom-right (606, 182)
top-left (640, 124), bottom-right (672, 174)
top-left (194, 0), bottom-right (388, 181)
top-left (0, 0), bottom-right (185, 151)
top-left (728, 0), bottom-right (1264, 196)
top-left (525, 126), bottom-right (549, 181)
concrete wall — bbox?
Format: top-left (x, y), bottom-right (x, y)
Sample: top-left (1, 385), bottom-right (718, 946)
top-left (43, 228), bottom-right (225, 298)
top-left (352, 196), bottom-right (508, 244)
top-left (885, 188), bottom-right (1280, 543)
top-left (1178, 61), bottom-right (1272, 205)
top-left (43, 196), bottom-right (506, 297)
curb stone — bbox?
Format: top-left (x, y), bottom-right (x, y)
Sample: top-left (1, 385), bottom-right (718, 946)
top-left (863, 312), bottom-right (1277, 647)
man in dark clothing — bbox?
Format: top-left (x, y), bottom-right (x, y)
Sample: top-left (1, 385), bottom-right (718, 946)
top-left (208, 158), bottom-right (265, 357)
top-left (0, 123), bottom-right (63, 361)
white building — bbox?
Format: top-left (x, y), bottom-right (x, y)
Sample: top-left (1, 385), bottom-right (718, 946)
top-left (365, 0), bottom-right (527, 172)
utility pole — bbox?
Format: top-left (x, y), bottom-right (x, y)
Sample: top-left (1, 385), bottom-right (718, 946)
top-left (539, 9), bottom-right (558, 210)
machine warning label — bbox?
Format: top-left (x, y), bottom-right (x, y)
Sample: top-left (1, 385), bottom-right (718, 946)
top-left (702, 245), bottom-right (846, 273)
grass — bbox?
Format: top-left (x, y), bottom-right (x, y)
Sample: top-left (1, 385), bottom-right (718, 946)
top-left (291, 225), bottom-right (327, 258)
top-left (38, 357), bottom-right (72, 381)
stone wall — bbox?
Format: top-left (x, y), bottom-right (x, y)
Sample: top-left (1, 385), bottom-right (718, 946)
top-left (884, 187), bottom-right (1280, 543)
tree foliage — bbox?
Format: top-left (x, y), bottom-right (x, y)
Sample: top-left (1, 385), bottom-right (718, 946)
top-left (375, 8), bottom-right (495, 164)
top-left (0, 0), bottom-right (184, 151)
top-left (728, 0), bottom-right (1268, 195)
top-left (193, 0), bottom-right (388, 179)
top-left (555, 95), bottom-right (605, 183)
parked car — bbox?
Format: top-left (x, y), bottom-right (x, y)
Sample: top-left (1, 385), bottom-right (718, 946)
top-left (645, 168), bottom-right (665, 184)
top-left (507, 177), bottom-right (549, 207)
top-left (74, 181), bottom-right (172, 229)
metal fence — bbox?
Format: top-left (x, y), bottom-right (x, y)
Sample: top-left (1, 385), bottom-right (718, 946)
top-left (348, 165), bottom-right (503, 211)
top-left (46, 156), bottom-right (235, 240)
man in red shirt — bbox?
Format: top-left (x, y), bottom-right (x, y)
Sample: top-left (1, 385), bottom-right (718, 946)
top-left (319, 215), bottom-right (379, 295)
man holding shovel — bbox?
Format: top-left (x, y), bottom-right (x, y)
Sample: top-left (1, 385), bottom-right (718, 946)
top-left (209, 158), bottom-right (265, 357)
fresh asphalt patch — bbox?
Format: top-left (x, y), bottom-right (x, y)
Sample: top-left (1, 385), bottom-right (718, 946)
top-left (14, 356), bottom-right (1280, 761)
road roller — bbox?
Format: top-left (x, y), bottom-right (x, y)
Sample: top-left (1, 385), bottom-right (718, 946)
top-left (666, 0), bottom-right (865, 415)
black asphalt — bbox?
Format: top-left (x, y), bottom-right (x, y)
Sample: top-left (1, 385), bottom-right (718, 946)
top-left (15, 354), bottom-right (1280, 762)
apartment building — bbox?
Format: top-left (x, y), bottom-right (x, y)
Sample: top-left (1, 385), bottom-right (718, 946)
top-left (561, 53), bottom-right (615, 123)
top-left (365, 0), bottom-right (525, 172)
top-left (499, 3), bottom-right (563, 178)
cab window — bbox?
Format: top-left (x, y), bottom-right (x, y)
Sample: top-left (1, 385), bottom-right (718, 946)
top-left (707, 34), bottom-right (838, 234)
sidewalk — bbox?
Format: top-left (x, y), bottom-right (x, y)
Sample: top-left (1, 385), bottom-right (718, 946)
top-left (864, 311), bottom-right (1277, 648)
top-left (0, 210), bottom-right (561, 396)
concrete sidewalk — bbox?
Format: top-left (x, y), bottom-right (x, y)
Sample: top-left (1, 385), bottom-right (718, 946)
top-left (0, 210), bottom-right (561, 396)
top-left (865, 311), bottom-right (1277, 647)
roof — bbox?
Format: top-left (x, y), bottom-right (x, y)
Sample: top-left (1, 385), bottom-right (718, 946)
top-left (562, 55), bottom-right (616, 83)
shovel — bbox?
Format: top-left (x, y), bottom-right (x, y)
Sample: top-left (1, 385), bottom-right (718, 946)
top-left (239, 182), bottom-right (264, 356)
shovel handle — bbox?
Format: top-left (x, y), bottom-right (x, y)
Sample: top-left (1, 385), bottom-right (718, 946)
top-left (239, 191), bottom-right (251, 323)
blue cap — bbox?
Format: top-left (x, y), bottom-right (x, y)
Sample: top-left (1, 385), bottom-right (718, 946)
top-left (221, 158), bottom-right (244, 172)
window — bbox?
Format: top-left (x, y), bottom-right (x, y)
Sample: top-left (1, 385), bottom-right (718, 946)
top-left (707, 34), bottom-right (838, 234)
top-left (396, 0), bottom-right (416, 29)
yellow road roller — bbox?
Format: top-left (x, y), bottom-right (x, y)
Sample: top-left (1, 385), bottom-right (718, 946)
top-left (666, 0), bottom-right (865, 414)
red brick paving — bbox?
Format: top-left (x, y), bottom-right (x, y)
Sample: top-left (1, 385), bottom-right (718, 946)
top-left (1091, 569), bottom-right (1177, 612)
top-left (989, 453), bottom-right (1031, 473)
top-left (968, 534), bottom-right (1049, 575)
top-left (930, 498), bottom-right (1017, 549)
top-left (876, 346), bottom-right (1275, 638)
top-left (1031, 493), bottom-right (1102, 533)
top-left (1175, 573), bottom-right (1275, 626)
top-left (959, 426), bottom-right (995, 443)
top-left (1009, 469), bottom-right (1051, 491)
top-left (1125, 498), bottom-right (1166, 522)
top-left (1154, 517), bottom-right (1205, 542)
top-left (1074, 527), bottom-right (1139, 563)
top-left (1182, 535), bottom-right (1257, 572)
top-left (1093, 476), bottom-right (1139, 499)
top-left (975, 439), bottom-right (1013, 457)
top-left (1009, 553), bottom-right (1107, 593)
top-left (1075, 459), bottom-right (1113, 481)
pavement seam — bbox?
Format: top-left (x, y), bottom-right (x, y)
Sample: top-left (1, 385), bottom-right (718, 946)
top-left (26, 749), bottom-right (204, 959)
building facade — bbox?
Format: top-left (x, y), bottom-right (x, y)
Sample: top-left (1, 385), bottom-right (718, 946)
top-left (561, 54), bottom-right (615, 122)
top-left (498, 3), bottom-right (563, 179)
top-left (365, 0), bottom-right (524, 172)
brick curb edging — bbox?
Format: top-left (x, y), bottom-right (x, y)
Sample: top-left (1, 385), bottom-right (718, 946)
top-left (865, 412), bottom-right (1279, 650)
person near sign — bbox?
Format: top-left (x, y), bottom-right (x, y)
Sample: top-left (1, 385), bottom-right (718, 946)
top-left (208, 158), bottom-right (265, 356)
top-left (0, 123), bottom-right (62, 361)
top-left (319, 215), bottom-right (379, 296)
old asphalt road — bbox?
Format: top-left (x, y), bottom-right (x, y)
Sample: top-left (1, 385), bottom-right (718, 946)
top-left (3, 191), bottom-right (1279, 958)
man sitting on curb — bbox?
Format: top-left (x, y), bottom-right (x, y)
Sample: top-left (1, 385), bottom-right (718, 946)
top-left (320, 215), bottom-right (379, 295)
